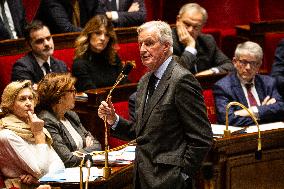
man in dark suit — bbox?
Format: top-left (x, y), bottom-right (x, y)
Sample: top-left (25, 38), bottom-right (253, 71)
top-left (35, 0), bottom-right (100, 34)
top-left (173, 3), bottom-right (233, 76)
top-left (98, 21), bottom-right (213, 189)
top-left (271, 38), bottom-right (284, 98)
top-left (0, 0), bottom-right (26, 40)
top-left (12, 20), bottom-right (67, 88)
top-left (99, 0), bottom-right (146, 27)
top-left (213, 41), bottom-right (284, 126)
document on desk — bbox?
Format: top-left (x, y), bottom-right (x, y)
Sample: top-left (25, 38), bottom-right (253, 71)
top-left (92, 145), bottom-right (136, 165)
top-left (211, 124), bottom-right (246, 137)
top-left (245, 121), bottom-right (284, 133)
top-left (211, 122), bottom-right (284, 137)
top-left (39, 167), bottom-right (102, 183)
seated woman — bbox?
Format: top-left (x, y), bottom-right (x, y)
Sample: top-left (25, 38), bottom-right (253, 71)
top-left (37, 73), bottom-right (101, 167)
top-left (72, 14), bottom-right (127, 92)
top-left (0, 80), bottom-right (64, 188)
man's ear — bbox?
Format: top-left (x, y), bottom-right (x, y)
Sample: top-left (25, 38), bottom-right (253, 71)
top-left (232, 57), bottom-right (237, 65)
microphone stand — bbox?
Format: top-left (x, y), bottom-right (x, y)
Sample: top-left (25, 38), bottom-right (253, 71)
top-left (224, 102), bottom-right (262, 160)
top-left (103, 61), bottom-right (135, 178)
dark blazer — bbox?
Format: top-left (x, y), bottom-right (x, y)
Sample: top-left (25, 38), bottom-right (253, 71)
top-left (213, 72), bottom-right (284, 126)
top-left (11, 52), bottom-right (68, 83)
top-left (72, 53), bottom-right (125, 92)
top-left (38, 110), bottom-right (101, 167)
top-left (172, 28), bottom-right (234, 74)
top-left (35, 0), bottom-right (99, 34)
top-left (271, 38), bottom-right (284, 98)
top-left (98, 0), bottom-right (146, 27)
top-left (0, 0), bottom-right (26, 40)
top-left (112, 59), bottom-right (213, 189)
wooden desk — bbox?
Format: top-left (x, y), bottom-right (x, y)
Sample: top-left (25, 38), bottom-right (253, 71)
top-left (235, 19), bottom-right (284, 45)
top-left (201, 128), bottom-right (284, 189)
top-left (74, 83), bottom-right (138, 148)
top-left (46, 164), bottom-right (133, 189)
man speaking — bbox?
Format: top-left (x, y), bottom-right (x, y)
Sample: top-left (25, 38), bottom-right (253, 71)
top-left (98, 21), bottom-right (213, 189)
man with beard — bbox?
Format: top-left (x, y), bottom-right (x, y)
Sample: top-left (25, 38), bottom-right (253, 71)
top-left (11, 20), bottom-right (68, 88)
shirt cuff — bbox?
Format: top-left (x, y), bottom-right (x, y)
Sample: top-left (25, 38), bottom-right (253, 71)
top-left (251, 106), bottom-right (259, 120)
top-left (210, 67), bottom-right (220, 74)
top-left (185, 46), bottom-right (197, 55)
top-left (111, 11), bottom-right (119, 21)
top-left (111, 114), bottom-right (120, 130)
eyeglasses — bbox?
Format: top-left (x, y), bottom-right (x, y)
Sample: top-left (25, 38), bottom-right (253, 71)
top-left (237, 59), bottom-right (259, 68)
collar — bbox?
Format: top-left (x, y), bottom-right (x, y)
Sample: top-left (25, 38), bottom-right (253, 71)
top-left (33, 54), bottom-right (51, 68)
top-left (154, 56), bottom-right (172, 79)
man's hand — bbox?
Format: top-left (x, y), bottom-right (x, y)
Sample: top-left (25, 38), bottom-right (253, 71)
top-left (86, 136), bottom-right (94, 147)
top-left (261, 96), bottom-right (276, 105)
top-left (195, 69), bottom-right (214, 77)
top-left (20, 174), bottom-right (39, 185)
top-left (98, 98), bottom-right (117, 125)
top-left (128, 2), bottom-right (139, 12)
top-left (176, 21), bottom-right (195, 47)
top-left (106, 11), bottom-right (112, 19)
top-left (234, 108), bottom-right (252, 117)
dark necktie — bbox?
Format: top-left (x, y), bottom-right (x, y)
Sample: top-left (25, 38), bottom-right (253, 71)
top-left (110, 0), bottom-right (117, 11)
top-left (43, 62), bottom-right (51, 74)
top-left (0, 0), bottom-right (13, 38)
top-left (245, 83), bottom-right (257, 107)
top-left (147, 74), bottom-right (158, 100)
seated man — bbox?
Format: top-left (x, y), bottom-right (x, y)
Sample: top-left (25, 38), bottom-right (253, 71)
top-left (11, 20), bottom-right (68, 88)
top-left (213, 41), bottom-right (284, 126)
top-left (271, 38), bottom-right (284, 98)
top-left (35, 0), bottom-right (100, 34)
top-left (173, 3), bottom-right (234, 76)
top-left (0, 0), bottom-right (26, 40)
top-left (99, 0), bottom-right (146, 27)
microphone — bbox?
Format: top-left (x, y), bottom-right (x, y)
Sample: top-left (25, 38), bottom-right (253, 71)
top-left (116, 61), bottom-right (135, 83)
top-left (103, 60), bottom-right (135, 179)
top-left (224, 102), bottom-right (262, 160)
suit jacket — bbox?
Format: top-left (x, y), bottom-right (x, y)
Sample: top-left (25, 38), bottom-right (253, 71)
top-left (38, 110), bottom-right (101, 168)
top-left (11, 52), bottom-right (68, 83)
top-left (0, 0), bottom-right (26, 40)
top-left (112, 59), bottom-right (213, 189)
top-left (35, 0), bottom-right (99, 34)
top-left (213, 72), bottom-right (284, 126)
top-left (271, 38), bottom-right (284, 98)
top-left (98, 0), bottom-right (146, 27)
top-left (172, 28), bottom-right (234, 74)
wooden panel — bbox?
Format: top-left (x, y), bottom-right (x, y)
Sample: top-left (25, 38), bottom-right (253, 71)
top-left (228, 149), bottom-right (284, 189)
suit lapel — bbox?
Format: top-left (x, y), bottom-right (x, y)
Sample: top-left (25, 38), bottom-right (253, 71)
top-left (29, 53), bottom-right (44, 80)
top-left (231, 72), bottom-right (249, 107)
top-left (254, 75), bottom-right (265, 102)
top-left (138, 60), bottom-right (175, 135)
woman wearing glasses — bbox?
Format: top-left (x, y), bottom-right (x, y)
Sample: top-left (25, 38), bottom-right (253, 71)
top-left (37, 73), bottom-right (101, 167)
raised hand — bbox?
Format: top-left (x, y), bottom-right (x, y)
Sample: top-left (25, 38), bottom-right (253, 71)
top-left (176, 21), bottom-right (196, 48)
top-left (98, 98), bottom-right (117, 125)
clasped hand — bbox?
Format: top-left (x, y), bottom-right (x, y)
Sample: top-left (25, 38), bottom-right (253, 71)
top-left (98, 98), bottom-right (117, 125)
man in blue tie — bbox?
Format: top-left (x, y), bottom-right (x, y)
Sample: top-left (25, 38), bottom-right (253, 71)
top-left (213, 41), bottom-right (284, 126)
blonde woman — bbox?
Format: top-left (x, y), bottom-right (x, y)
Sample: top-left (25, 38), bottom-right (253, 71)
top-left (0, 80), bottom-right (64, 188)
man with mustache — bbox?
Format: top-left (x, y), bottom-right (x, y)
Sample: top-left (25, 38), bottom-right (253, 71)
top-left (11, 20), bottom-right (68, 88)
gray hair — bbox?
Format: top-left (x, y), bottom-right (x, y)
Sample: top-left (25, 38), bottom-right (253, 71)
top-left (137, 21), bottom-right (173, 48)
top-left (234, 41), bottom-right (263, 62)
top-left (179, 3), bottom-right (208, 24)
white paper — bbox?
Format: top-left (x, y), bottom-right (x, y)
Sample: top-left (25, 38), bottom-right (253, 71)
top-left (245, 121), bottom-right (284, 133)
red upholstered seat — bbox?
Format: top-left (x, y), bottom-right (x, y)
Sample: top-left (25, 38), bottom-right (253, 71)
top-left (109, 102), bottom-right (129, 148)
top-left (53, 48), bottom-right (75, 71)
top-left (0, 172), bottom-right (4, 188)
top-left (263, 32), bottom-right (284, 73)
top-left (117, 43), bottom-right (147, 83)
top-left (0, 53), bottom-right (24, 96)
top-left (203, 89), bottom-right (217, 124)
